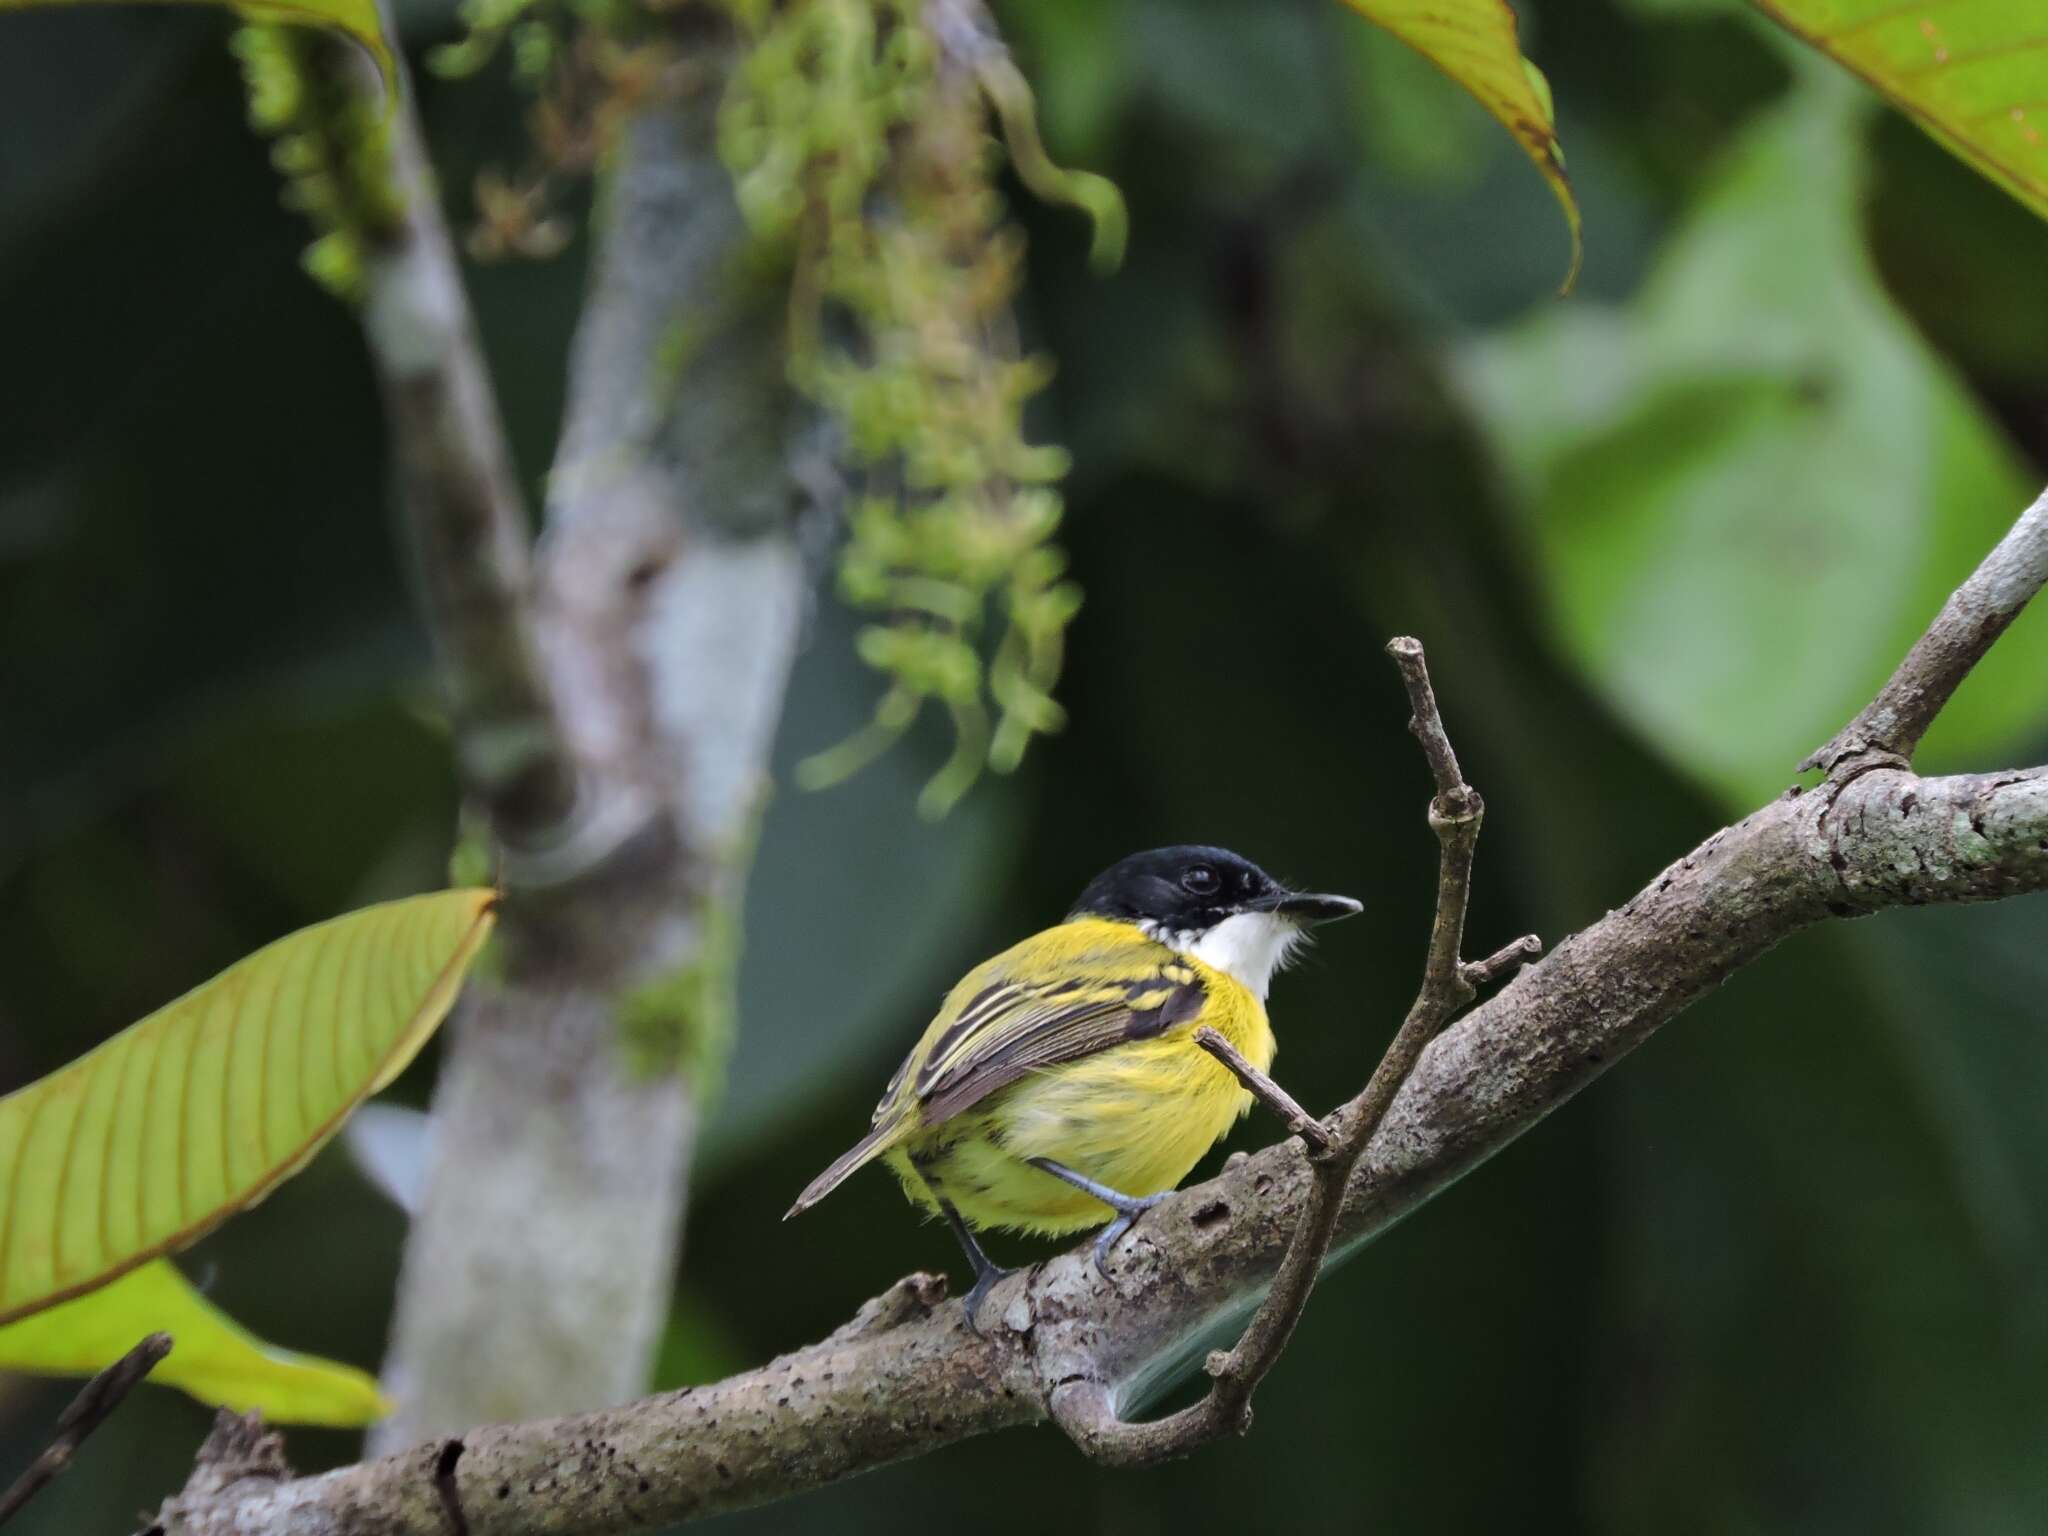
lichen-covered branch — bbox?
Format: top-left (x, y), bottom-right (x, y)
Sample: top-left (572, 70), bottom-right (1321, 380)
top-left (366, 22), bottom-right (813, 1448)
top-left (240, 10), bottom-right (724, 1443)
top-left (242, 0), bottom-right (1102, 1449)
top-left (235, 2), bottom-right (803, 1445)
top-left (156, 493), bottom-right (2048, 1534)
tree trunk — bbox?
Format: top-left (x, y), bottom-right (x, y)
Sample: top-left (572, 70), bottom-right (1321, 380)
top-left (369, 42), bottom-right (812, 1450)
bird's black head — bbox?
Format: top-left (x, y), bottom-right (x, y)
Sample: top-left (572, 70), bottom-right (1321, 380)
top-left (1068, 845), bottom-right (1360, 936)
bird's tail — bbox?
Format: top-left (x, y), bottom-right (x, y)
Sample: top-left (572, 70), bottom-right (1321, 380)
top-left (785, 1121), bottom-right (900, 1219)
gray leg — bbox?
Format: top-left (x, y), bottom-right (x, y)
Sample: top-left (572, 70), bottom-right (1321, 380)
top-left (1028, 1157), bottom-right (1169, 1278)
top-left (911, 1159), bottom-right (1014, 1334)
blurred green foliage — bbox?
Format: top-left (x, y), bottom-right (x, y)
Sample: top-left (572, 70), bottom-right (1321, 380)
top-left (1459, 63), bottom-right (2048, 808)
top-left (2, 0), bottom-right (2046, 1532)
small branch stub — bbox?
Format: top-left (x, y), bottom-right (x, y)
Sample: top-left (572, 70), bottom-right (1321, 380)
top-left (1463, 934), bottom-right (1542, 991)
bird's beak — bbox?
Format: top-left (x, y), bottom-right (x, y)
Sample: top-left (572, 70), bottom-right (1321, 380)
top-left (1254, 891), bottom-right (1363, 924)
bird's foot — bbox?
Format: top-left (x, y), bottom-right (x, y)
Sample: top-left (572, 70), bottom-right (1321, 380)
top-left (1092, 1193), bottom-right (1169, 1279)
top-left (961, 1262), bottom-right (1020, 1337)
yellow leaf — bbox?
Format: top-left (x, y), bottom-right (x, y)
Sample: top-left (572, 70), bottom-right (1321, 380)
top-left (0, 1259), bottom-right (388, 1426)
top-left (1338, 0), bottom-right (1582, 291)
top-left (1751, 0), bottom-right (2048, 226)
top-left (0, 0), bottom-right (394, 95)
top-left (0, 889), bottom-right (496, 1328)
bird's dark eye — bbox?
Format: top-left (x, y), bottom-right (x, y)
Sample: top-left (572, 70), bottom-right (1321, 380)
top-left (1181, 864), bottom-right (1220, 895)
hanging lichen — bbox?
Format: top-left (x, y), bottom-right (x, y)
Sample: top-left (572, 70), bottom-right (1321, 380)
top-left (715, 0), bottom-right (1122, 815)
top-left (232, 25), bottom-right (406, 300)
top-left (243, 0), bottom-right (1123, 816)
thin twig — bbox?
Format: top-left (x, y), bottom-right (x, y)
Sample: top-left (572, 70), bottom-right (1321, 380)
top-left (1801, 487), bottom-right (2048, 774)
top-left (1194, 1027), bottom-right (1331, 1155)
top-left (1387, 635), bottom-right (1472, 813)
top-left (0, 1333), bottom-right (170, 1527)
top-left (337, 19), bottom-right (583, 857)
top-left (1052, 636), bottom-right (1523, 1465)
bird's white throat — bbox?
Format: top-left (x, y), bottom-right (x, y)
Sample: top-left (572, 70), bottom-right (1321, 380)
top-left (1148, 911), bottom-right (1304, 1000)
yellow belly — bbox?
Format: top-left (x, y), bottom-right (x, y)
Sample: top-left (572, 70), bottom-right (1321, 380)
top-left (889, 971), bottom-right (1275, 1237)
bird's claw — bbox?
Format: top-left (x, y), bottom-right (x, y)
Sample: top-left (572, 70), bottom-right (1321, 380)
top-left (1091, 1193), bottom-right (1168, 1279)
top-left (960, 1264), bottom-right (1018, 1336)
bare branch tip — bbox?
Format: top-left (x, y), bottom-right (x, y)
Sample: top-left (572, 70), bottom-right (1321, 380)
top-left (1462, 934), bottom-right (1542, 990)
top-left (1384, 634), bottom-right (1468, 799)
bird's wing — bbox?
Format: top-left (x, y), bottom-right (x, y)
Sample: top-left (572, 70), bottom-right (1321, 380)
top-left (878, 923), bottom-right (1209, 1129)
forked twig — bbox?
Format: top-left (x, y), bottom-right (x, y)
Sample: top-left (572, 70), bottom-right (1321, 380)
top-left (0, 1333), bottom-right (171, 1528)
top-left (1053, 637), bottom-right (1540, 1464)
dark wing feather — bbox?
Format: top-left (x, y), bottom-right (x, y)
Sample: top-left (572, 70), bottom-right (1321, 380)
top-left (785, 924), bottom-right (1208, 1216)
top-left (910, 962), bottom-right (1206, 1125)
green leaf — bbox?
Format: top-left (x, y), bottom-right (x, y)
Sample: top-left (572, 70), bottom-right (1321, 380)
top-left (0, 0), bottom-right (393, 94)
top-left (1752, 0), bottom-right (2048, 227)
top-left (0, 1258), bottom-right (388, 1426)
top-left (1336, 0), bottom-right (1581, 289)
top-left (0, 888), bottom-right (496, 1327)
top-left (1455, 78), bottom-right (2047, 809)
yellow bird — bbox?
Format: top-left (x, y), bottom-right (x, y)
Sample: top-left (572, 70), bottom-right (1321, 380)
top-left (787, 845), bottom-right (1359, 1323)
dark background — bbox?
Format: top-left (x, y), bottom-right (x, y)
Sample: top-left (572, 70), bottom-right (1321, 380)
top-left (4, 0), bottom-right (2048, 1528)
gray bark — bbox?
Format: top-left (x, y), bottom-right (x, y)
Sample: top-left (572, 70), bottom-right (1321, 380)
top-left (360, 59), bottom-right (577, 849)
top-left (365, 43), bottom-right (810, 1450)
